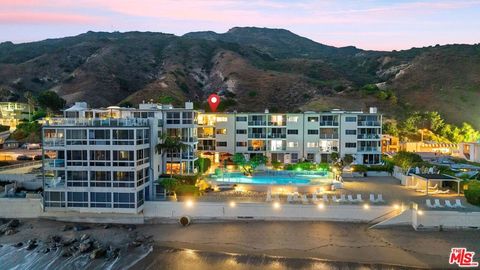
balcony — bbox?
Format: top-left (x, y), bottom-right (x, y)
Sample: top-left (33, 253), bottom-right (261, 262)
top-left (319, 146), bottom-right (339, 153)
top-left (268, 121), bottom-right (286, 126)
top-left (248, 146), bottom-right (266, 151)
top-left (198, 134), bottom-right (215, 139)
top-left (319, 121), bottom-right (339, 126)
top-left (357, 121), bottom-right (380, 127)
top-left (44, 118), bottom-right (150, 127)
top-left (44, 159), bottom-right (65, 169)
top-left (268, 134), bottom-right (286, 139)
top-left (248, 133), bottom-right (266, 139)
top-left (181, 137), bottom-right (198, 143)
top-left (44, 177), bottom-right (65, 189)
top-left (319, 134), bottom-right (339, 139)
top-left (248, 121), bottom-right (267, 126)
top-left (182, 153), bottom-right (198, 159)
top-left (357, 134), bottom-right (381, 140)
top-left (357, 147), bottom-right (381, 152)
top-left (198, 145), bottom-right (215, 151)
top-left (43, 138), bottom-right (65, 147)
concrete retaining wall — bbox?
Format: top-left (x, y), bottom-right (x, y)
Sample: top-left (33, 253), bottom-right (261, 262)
top-left (0, 198), bottom-right (43, 218)
top-left (366, 171), bottom-right (391, 177)
top-left (413, 210), bottom-right (480, 230)
top-left (143, 201), bottom-right (395, 222)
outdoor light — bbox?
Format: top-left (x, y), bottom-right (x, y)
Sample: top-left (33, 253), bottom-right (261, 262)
top-left (363, 203), bottom-right (370, 210)
top-left (393, 204), bottom-right (400, 210)
top-left (229, 201), bottom-right (236, 208)
top-left (317, 203), bottom-right (325, 209)
top-left (418, 210), bottom-right (424, 215)
top-left (185, 200), bottom-right (194, 208)
top-left (273, 202), bottom-right (281, 209)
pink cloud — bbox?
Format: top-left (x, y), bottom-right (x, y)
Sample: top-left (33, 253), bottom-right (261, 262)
top-left (0, 11), bottom-right (101, 24)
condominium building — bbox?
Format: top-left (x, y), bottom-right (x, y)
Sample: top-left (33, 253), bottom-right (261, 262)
top-left (198, 108), bottom-right (382, 165)
top-left (42, 102), bottom-right (198, 213)
top-left (0, 102), bottom-right (32, 130)
top-left (42, 102), bottom-right (381, 213)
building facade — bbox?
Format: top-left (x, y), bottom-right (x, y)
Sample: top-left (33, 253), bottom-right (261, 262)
top-left (198, 108), bottom-right (382, 165)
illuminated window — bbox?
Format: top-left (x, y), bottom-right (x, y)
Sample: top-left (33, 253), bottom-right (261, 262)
top-left (307, 142), bottom-right (318, 148)
top-left (216, 128), bottom-right (227, 135)
top-left (287, 141), bottom-right (298, 148)
top-left (287, 116), bottom-right (298, 122)
top-left (216, 117), bottom-right (228, 122)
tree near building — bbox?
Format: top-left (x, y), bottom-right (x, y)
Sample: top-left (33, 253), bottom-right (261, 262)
top-left (37, 91), bottom-right (66, 112)
top-left (155, 134), bottom-right (188, 178)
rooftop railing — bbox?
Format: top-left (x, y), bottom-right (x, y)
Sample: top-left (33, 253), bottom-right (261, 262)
top-left (44, 118), bottom-right (150, 127)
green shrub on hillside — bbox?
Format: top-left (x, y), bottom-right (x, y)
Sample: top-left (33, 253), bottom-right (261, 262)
top-left (464, 180), bottom-right (480, 206)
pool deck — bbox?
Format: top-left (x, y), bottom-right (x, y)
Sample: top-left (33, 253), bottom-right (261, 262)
top-left (199, 176), bottom-right (479, 211)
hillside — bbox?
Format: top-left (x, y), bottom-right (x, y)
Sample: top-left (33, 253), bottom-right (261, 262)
top-left (0, 27), bottom-right (479, 128)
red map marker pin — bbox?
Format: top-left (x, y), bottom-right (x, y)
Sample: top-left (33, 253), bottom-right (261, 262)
top-left (208, 93), bottom-right (220, 112)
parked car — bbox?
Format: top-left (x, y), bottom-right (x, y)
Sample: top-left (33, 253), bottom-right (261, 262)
top-left (17, 155), bottom-right (33, 161)
top-left (33, 154), bottom-right (49, 160)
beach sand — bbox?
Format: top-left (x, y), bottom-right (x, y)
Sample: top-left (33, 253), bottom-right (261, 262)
top-left (1, 219), bottom-right (479, 269)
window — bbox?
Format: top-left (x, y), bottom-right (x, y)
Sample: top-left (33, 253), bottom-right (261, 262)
top-left (216, 128), bottom-right (227, 135)
top-left (236, 116), bottom-right (247, 122)
top-left (113, 129), bottom-right (134, 145)
top-left (44, 191), bottom-right (65, 207)
top-left (90, 171), bottom-right (111, 187)
top-left (216, 141), bottom-right (227, 147)
top-left (345, 116), bottom-right (356, 122)
top-left (308, 129), bottom-right (319, 135)
top-left (307, 142), bottom-right (318, 148)
top-left (67, 192), bottom-right (88, 207)
top-left (236, 141), bottom-right (247, 147)
top-left (306, 153), bottom-right (315, 161)
top-left (113, 171), bottom-right (135, 187)
top-left (182, 112), bottom-right (193, 124)
top-left (287, 141), bottom-right (298, 148)
top-left (345, 129), bottom-right (356, 135)
top-left (270, 140), bottom-right (284, 151)
top-left (90, 192), bottom-right (111, 208)
top-left (113, 192), bottom-right (135, 208)
top-left (66, 130), bottom-right (87, 145)
top-left (287, 116), bottom-right (298, 122)
top-left (216, 117), bottom-right (228, 122)
top-left (236, 129), bottom-right (247, 134)
top-left (287, 129), bottom-right (298, 135)
top-left (67, 171), bottom-right (88, 187)
top-left (137, 190), bottom-right (144, 207)
top-left (66, 150), bottom-right (88, 166)
top-left (166, 112), bottom-right (180, 124)
top-left (290, 153), bottom-right (299, 162)
top-left (90, 150), bottom-right (111, 166)
top-left (136, 168), bottom-right (149, 186)
top-left (345, 142), bottom-right (357, 148)
top-left (307, 117), bottom-right (318, 122)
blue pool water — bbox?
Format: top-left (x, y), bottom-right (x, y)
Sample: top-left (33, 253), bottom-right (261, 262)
top-left (210, 171), bottom-right (332, 185)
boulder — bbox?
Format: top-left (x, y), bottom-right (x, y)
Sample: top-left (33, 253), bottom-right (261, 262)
top-left (13, 242), bottom-right (23, 248)
top-left (61, 238), bottom-right (77, 246)
top-left (73, 224), bottom-right (90, 231)
top-left (4, 229), bottom-right (17, 236)
top-left (42, 248), bottom-right (50, 254)
top-left (26, 239), bottom-right (37, 250)
top-left (50, 235), bottom-right (62, 243)
top-left (78, 242), bottom-right (92, 253)
top-left (90, 248), bottom-right (106, 259)
top-left (80, 234), bottom-right (90, 242)
top-left (6, 219), bottom-right (20, 228)
top-left (62, 224), bottom-right (72, 231)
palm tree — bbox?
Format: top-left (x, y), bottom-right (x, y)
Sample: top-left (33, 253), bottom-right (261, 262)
top-left (156, 133), bottom-right (188, 178)
top-left (23, 91), bottom-right (35, 122)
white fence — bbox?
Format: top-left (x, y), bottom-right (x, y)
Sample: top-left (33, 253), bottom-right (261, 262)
top-left (393, 166), bottom-right (411, 185)
top-left (143, 201), bottom-right (395, 222)
top-left (413, 210), bottom-right (480, 230)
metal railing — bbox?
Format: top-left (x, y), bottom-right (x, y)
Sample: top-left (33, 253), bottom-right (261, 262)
top-left (0, 160), bottom-right (42, 172)
top-left (357, 121), bottom-right (380, 126)
top-left (319, 121), bottom-right (339, 126)
top-left (45, 118), bottom-right (150, 127)
top-left (248, 147), bottom-right (266, 151)
top-left (45, 159), bottom-right (65, 168)
top-left (319, 134), bottom-right (339, 139)
top-left (248, 133), bottom-right (266, 139)
top-left (43, 138), bottom-right (65, 147)
top-left (248, 121), bottom-right (267, 126)
top-left (357, 147), bottom-right (381, 152)
top-left (357, 134), bottom-right (381, 139)
top-left (268, 134), bottom-right (286, 139)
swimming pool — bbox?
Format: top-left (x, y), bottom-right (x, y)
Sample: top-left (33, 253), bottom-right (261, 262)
top-left (209, 171), bottom-right (333, 186)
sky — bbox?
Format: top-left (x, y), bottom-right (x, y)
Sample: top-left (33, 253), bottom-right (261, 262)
top-left (0, 0), bottom-right (479, 51)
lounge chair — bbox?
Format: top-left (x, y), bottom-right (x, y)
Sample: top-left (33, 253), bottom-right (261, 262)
top-left (426, 199), bottom-right (435, 208)
top-left (312, 193), bottom-right (319, 202)
top-left (331, 195), bottom-right (339, 203)
top-left (292, 193), bottom-right (300, 202)
top-left (376, 194), bottom-right (385, 203)
top-left (266, 193), bottom-right (272, 202)
top-left (428, 184), bottom-right (438, 190)
top-left (408, 183), bottom-right (419, 190)
top-left (322, 194), bottom-right (329, 203)
top-left (356, 194), bottom-right (363, 202)
top-left (445, 200), bottom-right (455, 208)
top-left (287, 194), bottom-right (293, 203)
top-left (437, 189), bottom-right (450, 194)
top-left (434, 199), bottom-right (444, 208)
top-left (338, 194), bottom-right (347, 203)
top-left (301, 194), bottom-right (309, 204)
top-left (347, 195), bottom-right (357, 203)
top-left (454, 199), bottom-right (466, 208)
top-left (369, 194), bottom-right (376, 203)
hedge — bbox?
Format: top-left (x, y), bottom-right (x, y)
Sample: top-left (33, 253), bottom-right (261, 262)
top-left (464, 180), bottom-right (480, 206)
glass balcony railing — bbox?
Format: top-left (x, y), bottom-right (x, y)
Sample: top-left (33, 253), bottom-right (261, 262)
top-left (319, 121), bottom-right (339, 126)
top-left (357, 147), bottom-right (381, 152)
top-left (357, 134), bottom-right (381, 139)
top-left (45, 159), bottom-right (65, 168)
top-left (319, 134), bottom-right (339, 139)
top-left (248, 121), bottom-right (267, 126)
top-left (268, 134), bottom-right (286, 139)
top-left (357, 121), bottom-right (380, 126)
top-left (45, 118), bottom-right (150, 127)
top-left (43, 138), bottom-right (65, 147)
top-left (248, 146), bottom-right (266, 151)
top-left (268, 121), bottom-right (286, 126)
top-left (248, 133), bottom-right (266, 139)
top-left (198, 145), bottom-right (215, 151)
top-left (44, 177), bottom-right (65, 188)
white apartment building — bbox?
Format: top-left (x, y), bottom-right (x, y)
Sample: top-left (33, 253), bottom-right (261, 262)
top-left (198, 108), bottom-right (382, 165)
top-left (42, 102), bottom-right (198, 213)
top-left (42, 102), bottom-right (381, 213)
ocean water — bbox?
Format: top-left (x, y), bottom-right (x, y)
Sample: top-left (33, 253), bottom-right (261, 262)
top-left (0, 243), bottom-right (152, 270)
